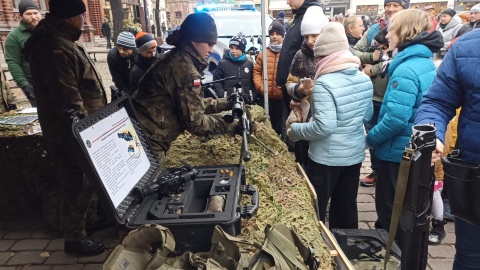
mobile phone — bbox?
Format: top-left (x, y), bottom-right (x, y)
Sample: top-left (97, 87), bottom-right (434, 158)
top-left (300, 78), bottom-right (312, 84)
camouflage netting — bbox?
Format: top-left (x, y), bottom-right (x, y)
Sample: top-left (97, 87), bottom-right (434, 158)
top-left (165, 105), bottom-right (335, 269)
top-left (0, 116), bottom-right (55, 217)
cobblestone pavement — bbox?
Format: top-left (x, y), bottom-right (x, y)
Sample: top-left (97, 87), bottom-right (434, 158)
top-left (0, 44), bottom-right (455, 270)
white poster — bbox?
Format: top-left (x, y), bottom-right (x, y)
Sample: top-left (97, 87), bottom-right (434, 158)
top-left (79, 108), bottom-right (151, 208)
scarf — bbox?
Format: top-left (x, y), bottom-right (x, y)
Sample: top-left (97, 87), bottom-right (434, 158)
top-left (268, 42), bottom-right (282, 52)
top-left (229, 51), bottom-right (246, 62)
top-left (314, 50), bottom-right (360, 80)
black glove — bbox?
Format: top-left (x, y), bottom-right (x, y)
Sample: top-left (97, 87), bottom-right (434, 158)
top-left (228, 119), bottom-right (255, 137)
top-left (7, 104), bottom-right (17, 111)
top-left (22, 84), bottom-right (35, 99)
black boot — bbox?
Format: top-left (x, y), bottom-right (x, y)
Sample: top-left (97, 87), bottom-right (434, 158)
top-left (64, 237), bottom-right (105, 256)
top-left (428, 218), bottom-right (447, 245)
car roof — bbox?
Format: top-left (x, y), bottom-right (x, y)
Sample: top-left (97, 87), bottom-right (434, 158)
top-left (208, 10), bottom-right (262, 17)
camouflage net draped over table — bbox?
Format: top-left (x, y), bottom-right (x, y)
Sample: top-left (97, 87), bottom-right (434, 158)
top-left (165, 105), bottom-right (334, 269)
top-left (0, 117), bottom-right (54, 217)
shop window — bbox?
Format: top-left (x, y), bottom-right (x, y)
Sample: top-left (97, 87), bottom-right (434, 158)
top-left (410, 2), bottom-right (448, 16)
top-left (458, 2), bottom-right (480, 11)
top-left (356, 5), bottom-right (379, 16)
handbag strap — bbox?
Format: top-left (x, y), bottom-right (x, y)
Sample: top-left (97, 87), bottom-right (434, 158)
top-left (384, 146), bottom-right (414, 269)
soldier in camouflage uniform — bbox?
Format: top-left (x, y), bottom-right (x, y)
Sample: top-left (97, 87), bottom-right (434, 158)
top-left (22, 0), bottom-right (106, 256)
top-left (132, 12), bottom-right (240, 165)
top-left (0, 69), bottom-right (16, 113)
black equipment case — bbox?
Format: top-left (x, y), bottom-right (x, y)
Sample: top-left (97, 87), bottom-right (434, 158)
top-left (69, 95), bottom-right (259, 252)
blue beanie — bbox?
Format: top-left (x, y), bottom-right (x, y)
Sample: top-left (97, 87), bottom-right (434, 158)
top-left (117, 31), bottom-right (136, 49)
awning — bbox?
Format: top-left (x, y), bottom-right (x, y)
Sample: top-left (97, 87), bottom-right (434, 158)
top-left (269, 1), bottom-right (290, 10)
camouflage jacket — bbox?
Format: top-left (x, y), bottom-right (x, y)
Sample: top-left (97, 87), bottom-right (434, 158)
top-left (23, 14), bottom-right (107, 139)
top-left (132, 42), bottom-right (233, 155)
top-left (0, 69), bottom-right (16, 113)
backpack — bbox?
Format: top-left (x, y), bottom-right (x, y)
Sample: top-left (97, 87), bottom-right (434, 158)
top-left (103, 224), bottom-right (175, 270)
top-left (103, 223), bottom-right (321, 270)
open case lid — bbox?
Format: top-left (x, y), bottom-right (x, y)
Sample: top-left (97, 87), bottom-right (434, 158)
top-left (70, 95), bottom-right (161, 225)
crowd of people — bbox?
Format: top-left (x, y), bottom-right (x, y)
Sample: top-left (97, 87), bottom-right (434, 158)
top-left (1, 0), bottom-right (480, 267)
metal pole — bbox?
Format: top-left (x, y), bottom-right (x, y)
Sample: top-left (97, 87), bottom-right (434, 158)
top-left (143, 0), bottom-right (150, 33)
top-left (261, 0), bottom-right (269, 115)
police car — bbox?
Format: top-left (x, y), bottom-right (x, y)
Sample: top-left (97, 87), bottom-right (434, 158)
top-left (195, 3), bottom-right (273, 72)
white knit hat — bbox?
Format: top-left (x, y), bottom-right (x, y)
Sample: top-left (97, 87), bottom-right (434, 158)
top-left (301, 6), bottom-right (329, 36)
top-left (471, 4), bottom-right (480, 12)
top-left (314, 22), bottom-right (349, 58)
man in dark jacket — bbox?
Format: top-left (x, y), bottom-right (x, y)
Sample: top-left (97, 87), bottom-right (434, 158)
top-left (416, 29), bottom-right (480, 270)
top-left (275, 0), bottom-right (321, 111)
top-left (23, 0), bottom-right (107, 256)
top-left (101, 18), bottom-right (111, 50)
top-left (107, 31), bottom-right (137, 96)
top-left (456, 4), bottom-right (480, 37)
top-left (129, 32), bottom-right (159, 94)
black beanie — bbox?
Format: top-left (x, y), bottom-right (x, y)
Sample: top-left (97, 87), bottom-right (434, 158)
top-left (19, 0), bottom-right (39, 16)
top-left (180, 12), bottom-right (217, 44)
top-left (269, 20), bottom-right (285, 37)
top-left (441, 8), bottom-right (456, 18)
top-left (49, 0), bottom-right (86, 19)
top-left (229, 33), bottom-right (247, 54)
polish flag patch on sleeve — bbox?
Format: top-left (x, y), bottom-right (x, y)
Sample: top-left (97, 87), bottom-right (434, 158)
top-left (193, 79), bottom-right (201, 87)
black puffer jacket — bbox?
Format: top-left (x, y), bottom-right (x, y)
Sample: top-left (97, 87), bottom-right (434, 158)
top-left (212, 50), bottom-right (256, 101)
top-left (275, 0), bottom-right (321, 108)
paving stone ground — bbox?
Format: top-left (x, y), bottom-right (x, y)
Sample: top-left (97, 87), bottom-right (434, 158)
top-left (0, 41), bottom-right (455, 270)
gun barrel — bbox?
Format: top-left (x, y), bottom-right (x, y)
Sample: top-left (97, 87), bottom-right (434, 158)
top-left (242, 128), bottom-right (251, 162)
top-left (241, 117), bottom-right (251, 162)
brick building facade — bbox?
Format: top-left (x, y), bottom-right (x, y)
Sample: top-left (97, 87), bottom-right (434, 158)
top-left (0, 0), bottom-right (106, 45)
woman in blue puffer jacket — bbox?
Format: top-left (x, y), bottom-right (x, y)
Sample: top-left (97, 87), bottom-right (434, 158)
top-left (365, 9), bottom-right (444, 245)
top-left (288, 22), bottom-right (373, 229)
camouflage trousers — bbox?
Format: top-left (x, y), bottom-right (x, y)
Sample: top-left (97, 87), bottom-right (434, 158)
top-left (42, 136), bottom-right (98, 241)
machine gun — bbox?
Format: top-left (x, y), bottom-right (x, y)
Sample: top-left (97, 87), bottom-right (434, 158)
top-left (200, 76), bottom-right (236, 99)
top-left (384, 123), bottom-right (436, 270)
top-left (133, 161), bottom-right (199, 200)
top-left (223, 83), bottom-right (252, 163)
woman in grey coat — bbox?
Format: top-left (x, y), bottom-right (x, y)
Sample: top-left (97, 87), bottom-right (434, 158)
top-left (436, 9), bottom-right (463, 57)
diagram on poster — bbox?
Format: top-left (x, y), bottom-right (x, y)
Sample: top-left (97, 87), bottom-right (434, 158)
top-left (79, 108), bottom-right (150, 208)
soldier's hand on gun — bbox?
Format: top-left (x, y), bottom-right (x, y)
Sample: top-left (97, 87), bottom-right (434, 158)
top-left (227, 119), bottom-right (255, 137)
top-left (431, 139), bottom-right (444, 166)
